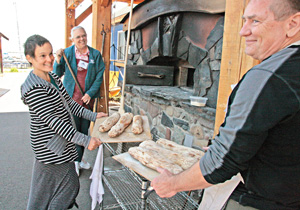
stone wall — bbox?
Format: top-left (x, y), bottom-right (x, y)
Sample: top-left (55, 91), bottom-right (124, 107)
top-left (124, 85), bottom-right (216, 148)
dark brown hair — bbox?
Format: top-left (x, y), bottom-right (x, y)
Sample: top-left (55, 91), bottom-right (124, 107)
top-left (24, 34), bottom-right (51, 58)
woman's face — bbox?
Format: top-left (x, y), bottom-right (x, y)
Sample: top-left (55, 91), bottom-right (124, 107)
top-left (26, 42), bottom-right (54, 73)
top-left (72, 28), bottom-right (87, 50)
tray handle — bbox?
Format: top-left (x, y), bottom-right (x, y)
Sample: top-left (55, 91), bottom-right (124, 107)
top-left (138, 72), bottom-right (165, 79)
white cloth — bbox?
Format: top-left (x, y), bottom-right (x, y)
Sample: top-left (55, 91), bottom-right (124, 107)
top-left (200, 83), bottom-right (243, 210)
top-left (198, 173), bottom-right (243, 210)
top-left (89, 145), bottom-right (104, 210)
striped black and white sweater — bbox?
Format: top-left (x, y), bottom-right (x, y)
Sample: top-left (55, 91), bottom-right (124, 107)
top-left (21, 71), bottom-right (97, 164)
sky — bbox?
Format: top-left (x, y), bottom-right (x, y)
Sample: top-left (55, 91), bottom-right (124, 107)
top-left (0, 0), bottom-right (128, 59)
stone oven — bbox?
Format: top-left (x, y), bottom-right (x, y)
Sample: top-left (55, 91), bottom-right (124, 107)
top-left (121, 0), bottom-right (225, 148)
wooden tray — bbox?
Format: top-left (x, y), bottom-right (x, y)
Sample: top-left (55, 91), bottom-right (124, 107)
top-left (113, 152), bottom-right (159, 181)
top-left (91, 115), bottom-right (152, 143)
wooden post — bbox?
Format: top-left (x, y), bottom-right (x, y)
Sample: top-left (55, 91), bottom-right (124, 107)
top-left (0, 36), bottom-right (3, 74)
top-left (214, 0), bottom-right (259, 136)
top-left (0, 33), bottom-right (9, 74)
top-left (92, 0), bottom-right (111, 114)
top-left (119, 0), bottom-right (134, 114)
top-left (65, 0), bottom-right (76, 48)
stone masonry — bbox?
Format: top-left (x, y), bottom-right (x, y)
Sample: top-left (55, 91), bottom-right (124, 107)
top-left (124, 85), bottom-right (216, 148)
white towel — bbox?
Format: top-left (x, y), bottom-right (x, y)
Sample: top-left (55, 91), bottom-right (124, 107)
top-left (89, 145), bottom-right (104, 210)
top-left (198, 173), bottom-right (243, 210)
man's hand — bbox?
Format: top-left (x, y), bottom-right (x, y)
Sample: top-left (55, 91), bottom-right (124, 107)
top-left (55, 48), bottom-right (64, 64)
top-left (152, 161), bottom-right (212, 198)
top-left (81, 94), bottom-right (91, 105)
top-left (97, 112), bottom-right (108, 118)
top-left (87, 137), bottom-right (102, 150)
top-left (151, 167), bottom-right (177, 198)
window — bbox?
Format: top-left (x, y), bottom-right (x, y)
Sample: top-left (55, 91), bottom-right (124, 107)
top-left (117, 31), bottom-right (126, 60)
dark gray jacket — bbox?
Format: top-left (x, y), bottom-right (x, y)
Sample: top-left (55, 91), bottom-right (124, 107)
top-left (200, 45), bottom-right (300, 209)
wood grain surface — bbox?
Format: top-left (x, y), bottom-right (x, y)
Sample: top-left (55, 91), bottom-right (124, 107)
top-left (113, 152), bottom-right (159, 181)
top-left (91, 115), bottom-right (152, 143)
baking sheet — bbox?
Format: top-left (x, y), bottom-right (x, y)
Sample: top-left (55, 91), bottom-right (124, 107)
top-left (91, 115), bottom-right (152, 143)
top-left (113, 152), bottom-right (159, 181)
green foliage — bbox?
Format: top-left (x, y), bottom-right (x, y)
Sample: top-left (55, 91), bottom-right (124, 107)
top-left (10, 68), bottom-right (19, 73)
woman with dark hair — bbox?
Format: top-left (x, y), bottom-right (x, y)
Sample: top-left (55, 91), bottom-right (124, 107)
top-left (21, 34), bottom-right (106, 210)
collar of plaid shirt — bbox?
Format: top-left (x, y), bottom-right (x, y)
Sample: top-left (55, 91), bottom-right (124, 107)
top-left (75, 46), bottom-right (89, 61)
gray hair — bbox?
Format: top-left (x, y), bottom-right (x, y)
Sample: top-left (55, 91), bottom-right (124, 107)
top-left (270, 0), bottom-right (300, 20)
top-left (70, 26), bottom-right (87, 39)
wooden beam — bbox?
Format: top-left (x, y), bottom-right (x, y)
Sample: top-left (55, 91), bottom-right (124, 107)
top-left (100, 0), bottom-right (110, 7)
top-left (65, 0), bottom-right (75, 48)
top-left (92, 0), bottom-right (112, 114)
top-left (116, 0), bottom-right (144, 4)
top-left (75, 4), bottom-right (92, 25)
top-left (112, 13), bottom-right (126, 25)
top-left (67, 0), bottom-right (84, 9)
top-left (0, 33), bottom-right (9, 41)
top-left (214, 0), bottom-right (259, 136)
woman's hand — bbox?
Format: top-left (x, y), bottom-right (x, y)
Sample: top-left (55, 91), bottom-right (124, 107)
top-left (55, 48), bottom-right (64, 64)
top-left (97, 112), bottom-right (108, 118)
top-left (202, 147), bottom-right (209, 152)
top-left (81, 94), bottom-right (91, 105)
top-left (87, 137), bottom-right (102, 150)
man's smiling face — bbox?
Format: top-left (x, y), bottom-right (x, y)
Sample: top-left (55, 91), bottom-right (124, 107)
top-left (239, 0), bottom-right (290, 60)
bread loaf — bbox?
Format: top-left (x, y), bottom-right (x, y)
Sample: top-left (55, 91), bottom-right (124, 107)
top-left (131, 115), bottom-right (143, 134)
top-left (139, 140), bottom-right (200, 170)
top-left (108, 112), bottom-right (133, 138)
top-left (99, 112), bottom-right (120, 132)
top-left (128, 146), bottom-right (183, 174)
top-left (156, 138), bottom-right (205, 158)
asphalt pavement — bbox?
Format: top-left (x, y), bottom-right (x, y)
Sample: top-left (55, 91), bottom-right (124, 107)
top-left (0, 71), bottom-right (120, 210)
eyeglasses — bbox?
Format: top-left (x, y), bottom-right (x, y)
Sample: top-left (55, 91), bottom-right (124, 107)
top-left (74, 34), bottom-right (87, 40)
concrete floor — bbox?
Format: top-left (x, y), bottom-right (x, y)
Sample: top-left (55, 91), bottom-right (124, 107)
top-left (0, 71), bottom-right (122, 210)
